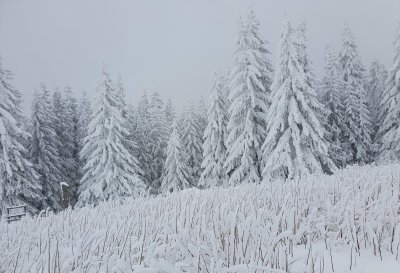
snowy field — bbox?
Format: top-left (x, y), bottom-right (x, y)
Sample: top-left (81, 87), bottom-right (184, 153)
top-left (1, 164), bottom-right (400, 273)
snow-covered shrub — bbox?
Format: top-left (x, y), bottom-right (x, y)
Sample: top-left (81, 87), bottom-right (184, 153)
top-left (0, 164), bottom-right (399, 272)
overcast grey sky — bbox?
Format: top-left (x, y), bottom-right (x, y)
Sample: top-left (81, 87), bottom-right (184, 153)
top-left (0, 0), bottom-right (399, 112)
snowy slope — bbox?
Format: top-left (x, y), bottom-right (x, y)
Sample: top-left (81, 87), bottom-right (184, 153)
top-left (1, 164), bottom-right (400, 273)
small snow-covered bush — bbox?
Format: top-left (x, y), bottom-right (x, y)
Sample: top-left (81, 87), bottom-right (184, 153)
top-left (1, 164), bottom-right (400, 272)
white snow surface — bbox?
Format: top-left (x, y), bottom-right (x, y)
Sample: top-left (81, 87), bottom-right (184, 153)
top-left (1, 164), bottom-right (400, 272)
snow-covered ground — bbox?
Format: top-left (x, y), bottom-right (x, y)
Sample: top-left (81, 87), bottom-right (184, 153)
top-left (1, 164), bottom-right (400, 273)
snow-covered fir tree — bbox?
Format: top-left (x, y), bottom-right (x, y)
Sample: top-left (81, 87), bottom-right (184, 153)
top-left (30, 84), bottom-right (63, 210)
top-left (116, 77), bottom-right (128, 119)
top-left (181, 105), bottom-right (203, 185)
top-left (76, 92), bottom-right (92, 184)
top-left (296, 22), bottom-right (329, 131)
top-left (125, 104), bottom-right (139, 152)
top-left (134, 92), bottom-right (153, 187)
top-left (339, 23), bottom-right (372, 164)
top-left (161, 120), bottom-right (191, 194)
top-left (196, 97), bottom-right (208, 135)
top-left (195, 98), bottom-right (207, 160)
top-left (76, 92), bottom-right (92, 153)
top-left (378, 22), bottom-right (400, 162)
top-left (295, 24), bottom-right (344, 170)
top-left (0, 62), bottom-right (42, 213)
top-left (368, 61), bottom-right (388, 131)
top-left (366, 60), bottom-right (388, 157)
top-left (224, 9), bottom-right (273, 185)
top-left (319, 45), bottom-right (349, 167)
top-left (77, 68), bottom-right (146, 206)
top-left (62, 87), bottom-right (79, 198)
top-left (247, 9), bottom-right (274, 126)
top-left (18, 115), bottom-right (33, 162)
top-left (115, 78), bottom-right (141, 170)
top-left (296, 22), bottom-right (317, 92)
top-left (262, 23), bottom-right (335, 181)
top-left (147, 92), bottom-right (170, 190)
top-left (164, 98), bottom-right (176, 129)
top-left (50, 89), bottom-right (65, 173)
top-left (52, 86), bottom-right (79, 200)
top-left (199, 74), bottom-right (228, 188)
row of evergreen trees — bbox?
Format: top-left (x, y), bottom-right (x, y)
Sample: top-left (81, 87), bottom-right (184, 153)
top-left (0, 64), bottom-right (208, 210)
top-left (1, 10), bottom-right (400, 211)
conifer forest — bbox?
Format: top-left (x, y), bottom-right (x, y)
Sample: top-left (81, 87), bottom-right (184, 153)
top-left (1, 2), bottom-right (400, 272)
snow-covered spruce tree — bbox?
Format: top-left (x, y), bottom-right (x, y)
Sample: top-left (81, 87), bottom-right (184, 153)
top-left (116, 77), bottom-right (128, 119)
top-left (52, 87), bottom-right (79, 201)
top-left (296, 22), bottom-right (331, 130)
top-left (76, 92), bottom-right (92, 153)
top-left (133, 92), bottom-right (153, 187)
top-left (181, 105), bottom-right (203, 185)
top-left (125, 104), bottom-right (139, 153)
top-left (224, 9), bottom-right (273, 185)
top-left (51, 91), bottom-right (64, 145)
top-left (165, 98), bottom-right (176, 130)
top-left (377, 22), bottom-right (400, 162)
top-left (196, 97), bottom-right (208, 135)
top-left (63, 87), bottom-right (79, 197)
top-left (366, 60), bottom-right (388, 156)
top-left (296, 22), bottom-right (317, 92)
top-left (296, 22), bottom-right (333, 155)
top-left (76, 92), bottom-right (92, 183)
top-left (339, 23), bottom-right (372, 164)
top-left (30, 84), bottom-right (63, 210)
top-left (195, 98), bottom-right (207, 147)
top-left (50, 90), bottom-right (65, 171)
top-left (368, 61), bottom-right (388, 131)
top-left (261, 23), bottom-right (335, 181)
top-left (115, 78), bottom-right (142, 174)
top-left (147, 92), bottom-right (170, 190)
top-left (319, 45), bottom-right (349, 167)
top-left (77, 68), bottom-right (146, 206)
top-left (199, 74), bottom-right (228, 188)
top-left (161, 120), bottom-right (191, 194)
top-left (0, 62), bottom-right (42, 213)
